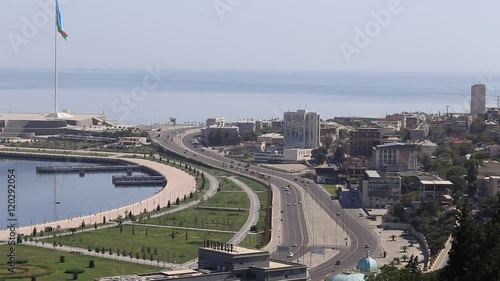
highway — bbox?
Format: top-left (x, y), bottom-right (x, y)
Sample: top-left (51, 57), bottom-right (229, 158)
top-left (150, 126), bottom-right (380, 280)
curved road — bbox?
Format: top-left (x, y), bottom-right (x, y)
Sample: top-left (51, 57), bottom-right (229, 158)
top-left (152, 126), bottom-right (380, 280)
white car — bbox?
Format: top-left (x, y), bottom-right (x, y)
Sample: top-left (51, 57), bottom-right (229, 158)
top-left (287, 252), bottom-right (294, 258)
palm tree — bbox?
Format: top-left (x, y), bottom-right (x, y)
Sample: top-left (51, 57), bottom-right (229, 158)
top-left (401, 245), bottom-right (408, 252)
top-left (390, 234), bottom-right (397, 241)
top-left (401, 254), bottom-right (409, 262)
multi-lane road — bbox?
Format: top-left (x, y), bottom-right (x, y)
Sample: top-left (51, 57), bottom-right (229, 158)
top-left (151, 126), bottom-right (380, 280)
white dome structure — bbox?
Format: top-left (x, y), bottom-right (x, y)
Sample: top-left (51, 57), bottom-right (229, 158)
top-left (357, 250), bottom-right (379, 275)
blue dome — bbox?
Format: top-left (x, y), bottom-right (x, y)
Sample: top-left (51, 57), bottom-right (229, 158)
top-left (325, 272), bottom-right (365, 281)
top-left (357, 251), bottom-right (379, 272)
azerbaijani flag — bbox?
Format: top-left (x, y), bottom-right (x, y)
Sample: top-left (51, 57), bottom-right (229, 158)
top-left (56, 0), bottom-right (68, 40)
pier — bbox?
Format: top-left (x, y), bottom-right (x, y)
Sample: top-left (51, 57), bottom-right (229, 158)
top-left (36, 165), bottom-right (142, 173)
top-left (112, 175), bottom-right (167, 186)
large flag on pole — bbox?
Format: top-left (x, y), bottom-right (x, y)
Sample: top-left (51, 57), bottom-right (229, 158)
top-left (56, 0), bottom-right (68, 40)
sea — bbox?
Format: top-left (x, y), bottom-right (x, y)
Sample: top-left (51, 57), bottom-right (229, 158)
top-left (0, 69), bottom-right (498, 228)
top-left (0, 159), bottom-right (161, 229)
top-left (1, 68), bottom-right (500, 124)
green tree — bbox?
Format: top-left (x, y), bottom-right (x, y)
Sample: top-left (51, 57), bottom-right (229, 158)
top-left (323, 135), bottom-right (334, 150)
top-left (311, 146), bottom-right (328, 164)
top-left (441, 201), bottom-right (481, 281)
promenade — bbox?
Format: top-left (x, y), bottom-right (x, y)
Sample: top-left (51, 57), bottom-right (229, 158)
top-left (0, 153), bottom-right (196, 240)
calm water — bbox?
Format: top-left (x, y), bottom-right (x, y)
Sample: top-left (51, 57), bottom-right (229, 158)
top-left (0, 159), bottom-right (161, 229)
top-left (1, 69), bottom-right (500, 124)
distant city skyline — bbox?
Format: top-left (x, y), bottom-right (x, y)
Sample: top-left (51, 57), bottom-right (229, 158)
top-left (2, 1), bottom-right (500, 72)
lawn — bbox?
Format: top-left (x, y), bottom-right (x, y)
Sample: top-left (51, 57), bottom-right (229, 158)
top-left (218, 177), bottom-right (244, 191)
top-left (44, 225), bottom-right (234, 264)
top-left (321, 184), bottom-right (339, 198)
top-left (202, 191), bottom-right (250, 209)
top-left (0, 244), bottom-right (160, 281)
top-left (143, 207), bottom-right (249, 232)
top-left (235, 177), bottom-right (270, 233)
top-left (236, 177), bottom-right (269, 192)
top-left (240, 233), bottom-right (263, 249)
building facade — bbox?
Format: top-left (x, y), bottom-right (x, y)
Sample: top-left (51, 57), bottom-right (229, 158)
top-left (471, 84), bottom-right (486, 115)
top-left (257, 133), bottom-right (284, 146)
top-left (97, 242), bottom-right (309, 281)
top-left (359, 170), bottom-right (401, 208)
top-left (348, 128), bottom-right (381, 157)
top-left (236, 119), bottom-right (257, 136)
top-left (283, 109), bottom-right (320, 149)
top-left (206, 117), bottom-right (225, 127)
top-left (372, 143), bottom-right (418, 172)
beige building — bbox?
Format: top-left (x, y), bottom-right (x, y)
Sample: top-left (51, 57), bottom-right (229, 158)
top-left (471, 84), bottom-right (486, 115)
top-left (119, 137), bottom-right (148, 146)
top-left (359, 170), bottom-right (401, 208)
top-left (372, 143), bottom-right (418, 172)
top-left (206, 117), bottom-right (225, 127)
top-left (478, 160), bottom-right (500, 196)
top-left (374, 117), bottom-right (402, 131)
top-left (257, 133), bottom-right (284, 146)
top-left (243, 141), bottom-right (266, 153)
top-left (420, 179), bottom-right (453, 203)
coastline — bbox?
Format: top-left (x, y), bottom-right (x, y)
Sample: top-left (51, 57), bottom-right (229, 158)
top-left (0, 151), bottom-right (196, 240)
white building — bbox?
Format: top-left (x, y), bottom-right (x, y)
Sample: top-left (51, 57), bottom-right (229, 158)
top-left (236, 119), bottom-right (256, 135)
top-left (254, 148), bottom-right (312, 163)
top-left (206, 117), bottom-right (225, 127)
top-left (471, 84), bottom-right (486, 115)
top-left (283, 109), bottom-right (320, 149)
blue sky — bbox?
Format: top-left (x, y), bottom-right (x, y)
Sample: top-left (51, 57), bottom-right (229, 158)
top-left (1, 0), bottom-right (500, 72)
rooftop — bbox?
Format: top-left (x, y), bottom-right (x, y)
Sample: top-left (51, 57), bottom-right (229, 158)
top-left (375, 143), bottom-right (418, 149)
top-left (259, 133), bottom-right (283, 138)
top-left (365, 170), bottom-right (381, 178)
top-left (0, 112), bottom-right (103, 121)
top-left (420, 180), bottom-right (453, 185)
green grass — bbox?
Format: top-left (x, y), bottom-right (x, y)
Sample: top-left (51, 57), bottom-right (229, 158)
top-left (44, 225), bottom-right (234, 264)
top-left (218, 177), bottom-right (243, 191)
top-left (202, 192), bottom-right (250, 209)
top-left (236, 177), bottom-right (269, 192)
top-left (239, 234), bottom-right (263, 249)
top-left (143, 207), bottom-right (249, 232)
top-left (321, 184), bottom-right (339, 198)
top-left (0, 244), bottom-right (160, 281)
top-left (235, 177), bottom-right (270, 234)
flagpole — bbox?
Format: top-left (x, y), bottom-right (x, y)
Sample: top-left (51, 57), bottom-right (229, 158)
top-left (54, 0), bottom-right (59, 119)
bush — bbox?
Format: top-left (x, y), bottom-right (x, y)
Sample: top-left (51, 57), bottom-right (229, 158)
top-left (88, 260), bottom-right (95, 268)
top-left (60, 256), bottom-right (65, 263)
top-left (16, 259), bottom-right (28, 264)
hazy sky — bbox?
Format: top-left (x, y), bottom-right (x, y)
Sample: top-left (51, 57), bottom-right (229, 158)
top-left (2, 0), bottom-right (500, 72)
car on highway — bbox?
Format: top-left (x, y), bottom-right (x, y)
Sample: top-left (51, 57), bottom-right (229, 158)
top-left (364, 244), bottom-right (370, 248)
top-left (287, 203), bottom-right (291, 206)
top-left (335, 260), bottom-right (341, 265)
top-left (280, 218), bottom-right (284, 221)
top-left (298, 201), bottom-right (302, 204)
top-left (280, 210), bottom-right (284, 213)
top-left (286, 192), bottom-right (291, 195)
top-left (292, 244), bottom-right (297, 247)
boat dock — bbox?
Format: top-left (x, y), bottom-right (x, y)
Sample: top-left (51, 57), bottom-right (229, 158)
top-left (36, 165), bottom-right (142, 173)
top-left (112, 175), bottom-right (167, 186)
